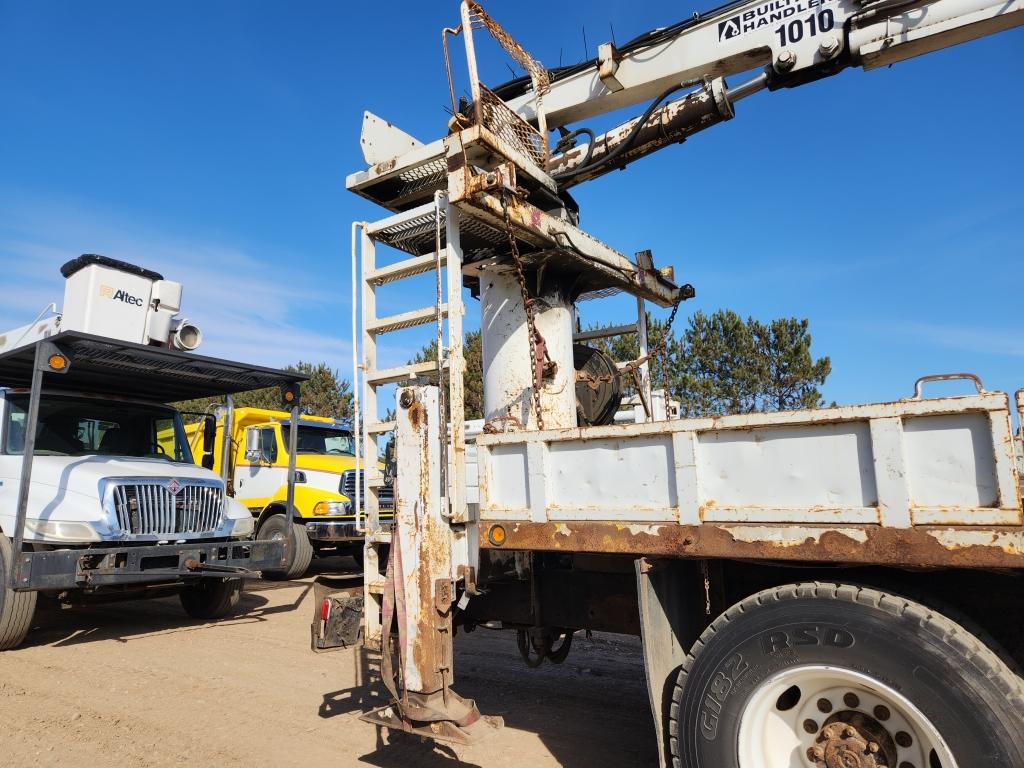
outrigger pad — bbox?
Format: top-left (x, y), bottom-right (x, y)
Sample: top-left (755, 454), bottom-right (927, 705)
top-left (360, 699), bottom-right (503, 746)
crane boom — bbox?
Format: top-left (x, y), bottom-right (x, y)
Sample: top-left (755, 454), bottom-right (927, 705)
top-left (343, 0), bottom-right (1024, 758)
top-left (501, 0), bottom-right (1023, 130)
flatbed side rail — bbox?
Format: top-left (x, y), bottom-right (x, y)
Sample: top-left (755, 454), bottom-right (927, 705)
top-left (475, 391), bottom-right (1024, 568)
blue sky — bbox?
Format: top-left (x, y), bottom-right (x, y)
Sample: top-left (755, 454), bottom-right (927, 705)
top-left (1, 1), bottom-right (1021, 412)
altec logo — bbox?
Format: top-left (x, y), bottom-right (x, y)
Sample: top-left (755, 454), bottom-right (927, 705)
top-left (99, 284), bottom-right (144, 306)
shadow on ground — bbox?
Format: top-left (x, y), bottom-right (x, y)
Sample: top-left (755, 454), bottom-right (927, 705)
top-left (320, 631), bottom-right (658, 768)
top-left (23, 554), bottom-right (360, 649)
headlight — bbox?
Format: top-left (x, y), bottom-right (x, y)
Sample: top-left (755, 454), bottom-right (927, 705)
top-left (313, 500), bottom-right (351, 516)
top-left (229, 515), bottom-right (255, 539)
top-left (24, 519), bottom-right (102, 543)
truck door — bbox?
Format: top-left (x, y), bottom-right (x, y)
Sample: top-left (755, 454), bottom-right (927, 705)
top-left (235, 424), bottom-right (285, 505)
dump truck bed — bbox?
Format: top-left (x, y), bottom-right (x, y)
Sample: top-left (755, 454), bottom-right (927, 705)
top-left (475, 386), bottom-right (1024, 568)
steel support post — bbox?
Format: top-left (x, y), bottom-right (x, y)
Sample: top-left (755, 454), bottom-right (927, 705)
top-left (219, 394), bottom-right (234, 485)
top-left (283, 402), bottom-right (300, 571)
top-left (480, 272), bottom-right (576, 430)
top-left (8, 344), bottom-right (46, 590)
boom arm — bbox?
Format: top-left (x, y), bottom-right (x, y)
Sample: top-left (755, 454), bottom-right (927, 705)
top-left (498, 0), bottom-right (1022, 184)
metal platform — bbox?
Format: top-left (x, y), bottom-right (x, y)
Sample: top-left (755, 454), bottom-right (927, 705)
top-left (0, 331), bottom-right (306, 401)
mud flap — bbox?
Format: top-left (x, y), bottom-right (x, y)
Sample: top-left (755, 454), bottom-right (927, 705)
top-left (310, 575), bottom-right (364, 652)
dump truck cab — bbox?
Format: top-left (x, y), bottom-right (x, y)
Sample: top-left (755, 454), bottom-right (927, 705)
top-left (192, 407), bottom-right (393, 579)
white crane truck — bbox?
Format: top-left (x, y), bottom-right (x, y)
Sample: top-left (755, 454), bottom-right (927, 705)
top-left (0, 255), bottom-right (306, 650)
top-left (320, 2), bottom-right (1024, 766)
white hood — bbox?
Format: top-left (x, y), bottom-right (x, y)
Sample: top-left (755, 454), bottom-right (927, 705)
top-left (0, 455), bottom-right (241, 540)
top-left (19, 455), bottom-right (219, 500)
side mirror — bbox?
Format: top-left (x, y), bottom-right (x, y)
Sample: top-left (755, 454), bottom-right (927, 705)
top-left (201, 414), bottom-right (217, 454)
top-left (244, 427), bottom-right (262, 462)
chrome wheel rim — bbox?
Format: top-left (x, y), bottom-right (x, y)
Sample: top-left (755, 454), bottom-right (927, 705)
top-left (737, 665), bottom-right (957, 768)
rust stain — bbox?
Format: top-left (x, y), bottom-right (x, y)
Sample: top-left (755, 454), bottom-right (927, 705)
top-left (479, 520), bottom-right (1024, 569)
top-left (408, 400), bottom-right (426, 433)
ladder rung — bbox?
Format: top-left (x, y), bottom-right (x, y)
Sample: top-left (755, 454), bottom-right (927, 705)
top-left (366, 579), bottom-right (387, 595)
top-left (365, 359), bottom-right (446, 386)
top-left (365, 201), bottom-right (437, 237)
top-left (365, 420), bottom-right (396, 434)
top-left (366, 252), bottom-right (446, 286)
top-left (367, 304), bottom-right (447, 335)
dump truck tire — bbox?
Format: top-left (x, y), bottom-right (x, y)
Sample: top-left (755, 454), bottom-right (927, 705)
top-left (0, 535), bottom-right (36, 650)
top-left (258, 514), bottom-right (313, 580)
top-left (179, 577), bottom-right (242, 620)
top-left (670, 582), bottom-right (1024, 768)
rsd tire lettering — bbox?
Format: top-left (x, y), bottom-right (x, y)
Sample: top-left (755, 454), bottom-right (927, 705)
top-left (761, 625), bottom-right (855, 655)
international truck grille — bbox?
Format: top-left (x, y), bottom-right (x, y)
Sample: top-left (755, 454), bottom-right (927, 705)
top-left (112, 482), bottom-right (224, 536)
top-left (340, 470), bottom-right (394, 509)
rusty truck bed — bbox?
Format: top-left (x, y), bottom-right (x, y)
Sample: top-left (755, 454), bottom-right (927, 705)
top-left (475, 386), bottom-right (1024, 568)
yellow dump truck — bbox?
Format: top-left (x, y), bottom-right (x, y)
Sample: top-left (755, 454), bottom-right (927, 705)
top-left (186, 407), bottom-right (391, 578)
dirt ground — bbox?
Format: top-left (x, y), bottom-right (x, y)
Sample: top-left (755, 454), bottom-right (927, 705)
top-left (0, 557), bottom-right (657, 768)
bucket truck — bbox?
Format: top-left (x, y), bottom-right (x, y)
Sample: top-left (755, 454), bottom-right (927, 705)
top-left (0, 255), bottom-right (305, 650)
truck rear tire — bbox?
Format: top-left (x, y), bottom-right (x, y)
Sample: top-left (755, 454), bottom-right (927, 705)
top-left (0, 536), bottom-right (37, 650)
top-left (670, 582), bottom-right (1024, 768)
top-left (179, 577), bottom-right (242, 620)
top-left (258, 513), bottom-right (313, 580)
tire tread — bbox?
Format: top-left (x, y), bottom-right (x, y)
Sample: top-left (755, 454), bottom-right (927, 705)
top-left (0, 537), bottom-right (37, 651)
top-left (669, 581), bottom-right (1024, 768)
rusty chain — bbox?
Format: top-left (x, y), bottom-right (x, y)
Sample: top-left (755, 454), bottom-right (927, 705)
top-left (499, 188), bottom-right (551, 431)
top-left (466, 2), bottom-right (550, 97)
top-left (498, 185), bottom-right (685, 426)
top-left (574, 294), bottom-right (684, 419)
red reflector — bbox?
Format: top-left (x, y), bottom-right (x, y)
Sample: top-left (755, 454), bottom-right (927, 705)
top-left (320, 598), bottom-right (331, 622)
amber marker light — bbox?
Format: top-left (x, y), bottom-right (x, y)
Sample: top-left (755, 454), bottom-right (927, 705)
top-left (487, 524), bottom-right (507, 546)
top-left (47, 354), bottom-right (68, 371)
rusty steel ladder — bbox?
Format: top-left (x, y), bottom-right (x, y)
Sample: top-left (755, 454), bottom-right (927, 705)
top-left (351, 192), bottom-right (468, 652)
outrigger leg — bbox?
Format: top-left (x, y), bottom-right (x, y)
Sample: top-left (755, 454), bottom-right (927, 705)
top-left (360, 385), bottom-right (502, 745)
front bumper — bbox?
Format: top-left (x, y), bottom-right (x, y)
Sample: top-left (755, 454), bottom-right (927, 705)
top-left (13, 539), bottom-right (285, 591)
top-left (304, 520), bottom-right (394, 543)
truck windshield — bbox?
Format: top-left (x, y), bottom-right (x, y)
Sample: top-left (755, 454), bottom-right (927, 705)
top-left (3, 395), bottom-right (194, 463)
top-left (295, 424), bottom-right (355, 455)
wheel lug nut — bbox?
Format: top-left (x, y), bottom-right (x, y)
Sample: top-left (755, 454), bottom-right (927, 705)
top-left (867, 742), bottom-right (880, 753)
top-left (807, 746), bottom-right (825, 761)
top-left (843, 726), bottom-right (857, 738)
